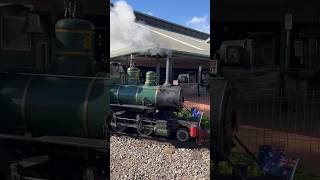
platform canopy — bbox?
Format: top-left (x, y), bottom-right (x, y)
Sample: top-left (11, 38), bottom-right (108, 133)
top-left (110, 23), bottom-right (210, 59)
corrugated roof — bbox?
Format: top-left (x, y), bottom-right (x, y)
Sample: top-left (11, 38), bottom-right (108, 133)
top-left (111, 23), bottom-right (210, 59)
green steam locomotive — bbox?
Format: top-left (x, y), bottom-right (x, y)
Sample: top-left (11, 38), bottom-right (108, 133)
top-left (0, 18), bottom-right (109, 139)
top-left (109, 60), bottom-right (200, 142)
top-left (0, 9), bottom-right (109, 180)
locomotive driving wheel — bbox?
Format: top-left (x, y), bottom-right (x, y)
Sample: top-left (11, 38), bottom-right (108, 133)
top-left (110, 114), bottom-right (126, 132)
top-left (210, 78), bottom-right (238, 163)
top-left (176, 127), bottom-right (190, 142)
top-left (136, 114), bottom-right (153, 136)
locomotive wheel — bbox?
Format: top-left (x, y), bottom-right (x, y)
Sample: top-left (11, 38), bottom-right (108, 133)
top-left (223, 95), bottom-right (237, 152)
top-left (110, 114), bottom-right (126, 132)
top-left (176, 127), bottom-right (190, 142)
top-left (136, 114), bottom-right (153, 136)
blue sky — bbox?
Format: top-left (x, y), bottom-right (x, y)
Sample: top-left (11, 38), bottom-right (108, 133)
top-left (110, 0), bottom-right (210, 34)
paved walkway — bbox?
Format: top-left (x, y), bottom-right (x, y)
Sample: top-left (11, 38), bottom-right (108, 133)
top-left (183, 94), bottom-right (210, 117)
top-left (237, 125), bottom-right (320, 176)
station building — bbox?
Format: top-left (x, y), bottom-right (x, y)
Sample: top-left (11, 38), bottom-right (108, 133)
top-left (110, 5), bottom-right (211, 85)
top-left (213, 0), bottom-right (320, 91)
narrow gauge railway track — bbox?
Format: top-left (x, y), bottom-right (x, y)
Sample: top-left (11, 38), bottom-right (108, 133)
top-left (110, 131), bottom-right (209, 149)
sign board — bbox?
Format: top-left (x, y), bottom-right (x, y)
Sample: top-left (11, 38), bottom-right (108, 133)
top-left (285, 14), bottom-right (292, 30)
top-left (209, 59), bottom-right (218, 75)
top-left (173, 80), bottom-right (179, 85)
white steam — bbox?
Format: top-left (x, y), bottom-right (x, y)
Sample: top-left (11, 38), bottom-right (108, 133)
top-left (110, 1), bottom-right (171, 56)
top-left (110, 1), bottom-right (153, 53)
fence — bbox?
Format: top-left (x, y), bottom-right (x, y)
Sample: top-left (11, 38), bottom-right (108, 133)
top-left (180, 83), bottom-right (210, 117)
top-left (235, 89), bottom-right (320, 175)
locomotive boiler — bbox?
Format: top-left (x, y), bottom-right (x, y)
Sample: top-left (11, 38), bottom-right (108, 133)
top-left (110, 80), bottom-right (182, 111)
top-left (0, 15), bottom-right (109, 180)
top-left (0, 73), bottom-right (109, 139)
top-left (109, 61), bottom-right (199, 142)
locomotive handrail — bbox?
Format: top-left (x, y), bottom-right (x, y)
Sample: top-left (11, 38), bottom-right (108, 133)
top-left (0, 72), bottom-right (110, 80)
top-left (110, 103), bottom-right (156, 110)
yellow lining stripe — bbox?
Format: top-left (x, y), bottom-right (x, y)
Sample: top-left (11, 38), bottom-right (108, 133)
top-left (56, 28), bottom-right (94, 34)
top-left (135, 86), bottom-right (140, 105)
top-left (154, 86), bottom-right (159, 105)
top-left (21, 76), bottom-right (34, 125)
top-left (116, 85), bottom-right (121, 104)
top-left (83, 79), bottom-right (95, 137)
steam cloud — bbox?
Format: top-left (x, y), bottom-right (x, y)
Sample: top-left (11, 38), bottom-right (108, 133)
top-left (110, 1), bottom-right (153, 52)
top-left (110, 1), bottom-right (171, 56)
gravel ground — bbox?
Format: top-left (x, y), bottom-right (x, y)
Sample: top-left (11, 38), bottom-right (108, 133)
top-left (110, 135), bottom-right (210, 180)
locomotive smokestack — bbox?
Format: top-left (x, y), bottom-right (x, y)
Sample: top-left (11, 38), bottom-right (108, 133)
top-left (163, 56), bottom-right (172, 86)
top-left (127, 54), bottom-right (140, 85)
top-left (130, 54), bottom-right (135, 67)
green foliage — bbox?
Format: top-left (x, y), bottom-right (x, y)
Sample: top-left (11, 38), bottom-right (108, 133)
top-left (217, 151), bottom-right (320, 179)
top-left (173, 108), bottom-right (192, 119)
top-left (173, 107), bottom-right (210, 130)
top-left (201, 116), bottom-right (210, 130)
top-left (218, 152), bottom-right (263, 177)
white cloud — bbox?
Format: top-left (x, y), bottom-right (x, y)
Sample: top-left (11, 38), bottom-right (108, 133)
top-left (142, 11), bottom-right (153, 16)
top-left (186, 15), bottom-right (210, 34)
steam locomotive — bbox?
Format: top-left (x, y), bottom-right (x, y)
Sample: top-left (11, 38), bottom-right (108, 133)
top-left (0, 15), bottom-right (109, 180)
top-left (109, 60), bottom-right (200, 142)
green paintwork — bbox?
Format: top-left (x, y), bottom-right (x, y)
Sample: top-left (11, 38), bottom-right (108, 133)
top-left (0, 75), bottom-right (29, 132)
top-left (154, 128), bottom-right (169, 137)
top-left (0, 73), bottom-right (109, 139)
top-left (56, 18), bottom-right (95, 31)
top-left (127, 67), bottom-right (140, 85)
top-left (110, 83), bottom-right (182, 110)
top-left (145, 71), bottom-right (157, 86)
top-left (55, 19), bottom-right (95, 52)
top-left (154, 120), bottom-right (169, 137)
top-left (54, 19), bottom-right (95, 76)
top-left (110, 84), bottom-right (157, 106)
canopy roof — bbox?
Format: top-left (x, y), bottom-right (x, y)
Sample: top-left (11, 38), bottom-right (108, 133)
top-left (111, 23), bottom-right (210, 59)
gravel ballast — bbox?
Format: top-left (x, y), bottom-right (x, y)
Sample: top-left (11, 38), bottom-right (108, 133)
top-left (110, 135), bottom-right (210, 180)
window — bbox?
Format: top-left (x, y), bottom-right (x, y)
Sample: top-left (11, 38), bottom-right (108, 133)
top-left (1, 16), bottom-right (31, 50)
